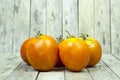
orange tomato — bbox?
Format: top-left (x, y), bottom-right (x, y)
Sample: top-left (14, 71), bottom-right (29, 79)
top-left (26, 35), bottom-right (59, 71)
top-left (20, 38), bottom-right (32, 64)
top-left (59, 38), bottom-right (90, 71)
top-left (85, 37), bottom-right (102, 67)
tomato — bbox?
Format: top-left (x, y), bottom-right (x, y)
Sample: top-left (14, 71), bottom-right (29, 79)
top-left (59, 38), bottom-right (90, 71)
top-left (85, 37), bottom-right (102, 67)
top-left (20, 38), bottom-right (32, 64)
top-left (26, 35), bottom-right (59, 71)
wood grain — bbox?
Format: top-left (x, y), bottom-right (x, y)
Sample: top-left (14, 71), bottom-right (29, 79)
top-left (46, 0), bottom-right (62, 38)
top-left (37, 67), bottom-right (65, 80)
top-left (111, 0), bottom-right (120, 59)
top-left (6, 62), bottom-right (38, 80)
top-left (87, 60), bottom-right (120, 80)
top-left (79, 0), bottom-right (94, 36)
top-left (65, 69), bottom-right (92, 80)
top-left (13, 0), bottom-right (30, 55)
top-left (95, 0), bottom-right (110, 54)
top-left (0, 0), bottom-right (14, 54)
top-left (63, 0), bottom-right (78, 38)
top-left (30, 0), bottom-right (46, 36)
top-left (0, 54), bottom-right (21, 80)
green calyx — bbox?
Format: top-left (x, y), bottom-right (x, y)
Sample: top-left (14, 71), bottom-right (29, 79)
top-left (79, 33), bottom-right (89, 40)
top-left (35, 31), bottom-right (42, 38)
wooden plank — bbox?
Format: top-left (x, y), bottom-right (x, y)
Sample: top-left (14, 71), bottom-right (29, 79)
top-left (111, 0), bottom-right (120, 59)
top-left (37, 67), bottom-right (65, 80)
top-left (46, 0), bottom-right (62, 38)
top-left (30, 0), bottom-right (46, 36)
top-left (95, 0), bottom-right (110, 54)
top-left (79, 0), bottom-right (94, 36)
top-left (0, 0), bottom-right (14, 54)
top-left (102, 54), bottom-right (120, 78)
top-left (87, 60), bottom-right (120, 80)
top-left (13, 0), bottom-right (30, 55)
top-left (63, 0), bottom-right (78, 38)
top-left (65, 69), bottom-right (92, 80)
top-left (6, 62), bottom-right (38, 80)
top-left (0, 54), bottom-right (21, 80)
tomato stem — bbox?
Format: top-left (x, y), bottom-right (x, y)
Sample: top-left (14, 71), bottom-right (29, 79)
top-left (56, 35), bottom-right (64, 43)
top-left (35, 31), bottom-right (42, 38)
top-left (80, 33), bottom-right (89, 40)
top-left (65, 30), bottom-right (76, 38)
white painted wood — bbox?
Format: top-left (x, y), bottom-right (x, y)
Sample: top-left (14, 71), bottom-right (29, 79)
top-left (30, 0), bottom-right (46, 36)
top-left (0, 0), bottom-right (14, 54)
top-left (79, 0), bottom-right (94, 36)
top-left (46, 0), bottom-right (62, 38)
top-left (13, 0), bottom-right (30, 55)
top-left (37, 67), bottom-right (65, 80)
top-left (87, 60), bottom-right (120, 80)
top-left (102, 54), bottom-right (120, 78)
top-left (95, 0), bottom-right (110, 54)
top-left (63, 0), bottom-right (78, 38)
top-left (6, 62), bottom-right (38, 80)
top-left (0, 54), bottom-right (21, 80)
top-left (65, 69), bottom-right (92, 80)
top-left (111, 0), bottom-right (120, 59)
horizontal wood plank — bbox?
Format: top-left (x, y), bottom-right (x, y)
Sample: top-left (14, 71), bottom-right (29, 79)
top-left (0, 54), bottom-right (120, 80)
top-left (87, 60), bottom-right (120, 80)
top-left (65, 69), bottom-right (92, 80)
top-left (0, 54), bottom-right (21, 80)
top-left (37, 67), bottom-right (65, 80)
top-left (102, 54), bottom-right (120, 78)
top-left (6, 62), bottom-right (38, 80)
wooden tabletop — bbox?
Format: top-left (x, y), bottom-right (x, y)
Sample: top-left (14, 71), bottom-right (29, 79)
top-left (0, 53), bottom-right (120, 80)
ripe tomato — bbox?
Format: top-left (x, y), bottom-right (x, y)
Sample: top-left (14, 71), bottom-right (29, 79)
top-left (59, 38), bottom-right (90, 71)
top-left (26, 35), bottom-right (59, 71)
top-left (20, 38), bottom-right (32, 64)
top-left (85, 37), bottom-right (102, 67)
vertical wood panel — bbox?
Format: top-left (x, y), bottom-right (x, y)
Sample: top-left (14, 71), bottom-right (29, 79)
top-left (30, 0), bottom-right (46, 36)
top-left (63, 0), bottom-right (78, 38)
top-left (111, 0), bottom-right (120, 58)
top-left (95, 0), bottom-right (110, 54)
top-left (13, 0), bottom-right (30, 55)
top-left (79, 0), bottom-right (94, 36)
top-left (0, 0), bottom-right (14, 54)
top-left (46, 0), bottom-right (62, 38)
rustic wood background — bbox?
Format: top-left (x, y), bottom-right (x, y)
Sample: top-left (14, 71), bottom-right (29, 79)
top-left (0, 0), bottom-right (120, 59)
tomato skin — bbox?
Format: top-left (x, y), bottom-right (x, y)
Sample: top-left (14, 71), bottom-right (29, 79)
top-left (59, 38), bottom-right (90, 71)
top-left (20, 38), bottom-right (32, 64)
top-left (85, 37), bottom-right (102, 67)
top-left (26, 35), bottom-right (59, 71)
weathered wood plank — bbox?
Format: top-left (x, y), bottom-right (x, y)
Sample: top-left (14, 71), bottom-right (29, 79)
top-left (87, 60), bottom-right (120, 80)
top-left (30, 0), bottom-right (46, 36)
top-left (46, 0), bottom-right (62, 38)
top-left (111, 0), bottom-right (120, 59)
top-left (102, 54), bottom-right (120, 78)
top-left (79, 0), bottom-right (94, 36)
top-left (13, 0), bottom-right (30, 55)
top-left (6, 62), bottom-right (38, 80)
top-left (0, 0), bottom-right (14, 54)
top-left (63, 0), bottom-right (78, 38)
top-left (65, 69), bottom-right (92, 80)
top-left (37, 67), bottom-right (65, 80)
top-left (95, 0), bottom-right (110, 54)
top-left (0, 54), bottom-right (21, 80)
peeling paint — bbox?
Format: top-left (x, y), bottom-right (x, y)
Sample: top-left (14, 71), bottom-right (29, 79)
top-left (51, 12), bottom-right (55, 20)
top-left (34, 9), bottom-right (39, 25)
top-left (97, 22), bottom-right (100, 26)
top-left (14, 0), bottom-right (21, 14)
top-left (103, 35), bottom-right (105, 45)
